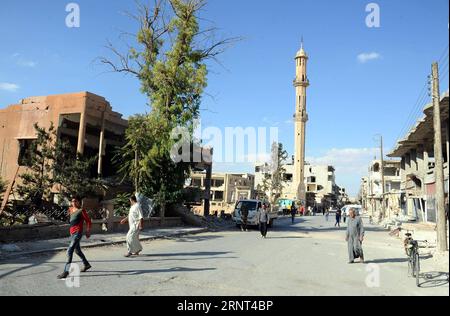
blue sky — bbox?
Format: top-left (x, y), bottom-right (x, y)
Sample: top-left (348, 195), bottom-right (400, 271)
top-left (0, 0), bottom-right (448, 196)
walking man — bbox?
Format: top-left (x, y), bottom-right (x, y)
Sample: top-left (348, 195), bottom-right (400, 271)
top-left (291, 204), bottom-right (297, 224)
top-left (57, 196), bottom-right (92, 279)
top-left (258, 203), bottom-right (270, 238)
top-left (120, 195), bottom-right (144, 257)
top-left (335, 209), bottom-right (342, 228)
top-left (325, 208), bottom-right (330, 222)
top-left (343, 209), bottom-right (347, 224)
top-left (346, 208), bottom-right (365, 264)
top-left (240, 203), bottom-right (249, 232)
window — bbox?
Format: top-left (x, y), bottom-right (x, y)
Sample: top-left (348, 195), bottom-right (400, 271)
top-left (191, 178), bottom-right (202, 187)
top-left (213, 179), bottom-right (224, 187)
top-left (18, 139), bottom-right (34, 167)
top-left (214, 191), bottom-right (224, 201)
top-left (373, 163), bottom-right (380, 173)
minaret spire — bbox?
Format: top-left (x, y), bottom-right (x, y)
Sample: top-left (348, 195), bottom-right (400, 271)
top-left (293, 37), bottom-right (309, 203)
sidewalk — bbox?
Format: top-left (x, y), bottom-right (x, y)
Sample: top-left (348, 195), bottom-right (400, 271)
top-left (0, 226), bottom-right (208, 260)
top-left (372, 215), bottom-right (449, 273)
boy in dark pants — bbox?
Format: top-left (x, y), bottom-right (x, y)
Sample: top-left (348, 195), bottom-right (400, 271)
top-left (57, 196), bottom-right (92, 279)
top-left (258, 204), bottom-right (270, 238)
top-left (291, 205), bottom-right (297, 224)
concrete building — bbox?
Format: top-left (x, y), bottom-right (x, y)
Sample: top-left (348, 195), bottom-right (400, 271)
top-left (292, 41), bottom-right (310, 203)
top-left (362, 160), bottom-right (402, 220)
top-left (255, 160), bottom-right (341, 209)
top-left (0, 92), bottom-right (128, 188)
top-left (388, 92), bottom-right (449, 223)
top-left (187, 172), bottom-right (255, 215)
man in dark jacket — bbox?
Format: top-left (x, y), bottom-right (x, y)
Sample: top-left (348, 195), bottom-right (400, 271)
top-left (258, 204), bottom-right (270, 238)
top-left (291, 204), bottom-right (297, 224)
top-left (241, 204), bottom-right (249, 232)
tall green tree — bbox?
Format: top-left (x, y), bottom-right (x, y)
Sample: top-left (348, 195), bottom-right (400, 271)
top-left (271, 143), bottom-right (288, 202)
top-left (0, 176), bottom-right (6, 196)
top-left (103, 0), bottom-right (237, 217)
top-left (0, 176), bottom-right (7, 210)
top-left (16, 123), bottom-right (58, 209)
top-left (114, 114), bottom-right (152, 193)
top-left (17, 123), bottom-right (105, 208)
top-left (54, 151), bottom-right (105, 201)
top-left (261, 143), bottom-right (288, 207)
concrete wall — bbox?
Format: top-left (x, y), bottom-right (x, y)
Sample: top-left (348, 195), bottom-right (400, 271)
top-left (0, 217), bottom-right (183, 243)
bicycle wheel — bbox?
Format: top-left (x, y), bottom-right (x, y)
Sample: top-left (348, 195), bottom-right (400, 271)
top-left (415, 252), bottom-right (421, 287)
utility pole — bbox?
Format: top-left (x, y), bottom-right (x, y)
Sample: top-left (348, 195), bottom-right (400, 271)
top-left (374, 134), bottom-right (386, 221)
top-left (431, 62), bottom-right (447, 252)
top-left (380, 135), bottom-right (386, 221)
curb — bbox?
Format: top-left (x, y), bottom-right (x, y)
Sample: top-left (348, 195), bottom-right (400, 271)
top-left (0, 227), bottom-right (209, 260)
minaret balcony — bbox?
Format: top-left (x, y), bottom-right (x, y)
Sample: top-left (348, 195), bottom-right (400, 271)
top-left (293, 113), bottom-right (309, 123)
top-left (293, 79), bottom-right (310, 87)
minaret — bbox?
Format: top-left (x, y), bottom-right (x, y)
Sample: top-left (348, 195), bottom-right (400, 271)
top-left (293, 39), bottom-right (309, 202)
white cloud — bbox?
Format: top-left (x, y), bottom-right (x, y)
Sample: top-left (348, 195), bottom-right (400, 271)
top-left (0, 82), bottom-right (20, 92)
top-left (307, 148), bottom-right (378, 196)
top-left (17, 60), bottom-right (37, 68)
top-left (12, 53), bottom-right (37, 68)
top-left (357, 52), bottom-right (381, 64)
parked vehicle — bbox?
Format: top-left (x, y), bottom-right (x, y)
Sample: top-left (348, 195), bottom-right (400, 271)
top-left (232, 200), bottom-right (278, 228)
top-left (341, 205), bottom-right (363, 217)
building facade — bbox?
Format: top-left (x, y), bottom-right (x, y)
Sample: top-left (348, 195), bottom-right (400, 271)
top-left (388, 92), bottom-right (449, 223)
top-left (361, 160), bottom-right (402, 220)
top-left (0, 92), bottom-right (128, 188)
top-left (255, 161), bottom-right (342, 209)
top-left (187, 172), bottom-right (255, 215)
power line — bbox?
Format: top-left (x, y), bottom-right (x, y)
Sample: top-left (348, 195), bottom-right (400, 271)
top-left (391, 45), bottom-right (449, 152)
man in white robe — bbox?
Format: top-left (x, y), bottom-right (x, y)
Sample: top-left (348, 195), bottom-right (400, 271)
top-left (120, 195), bottom-right (144, 257)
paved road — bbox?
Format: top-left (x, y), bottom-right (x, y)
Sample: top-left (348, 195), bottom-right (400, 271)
top-left (0, 216), bottom-right (448, 296)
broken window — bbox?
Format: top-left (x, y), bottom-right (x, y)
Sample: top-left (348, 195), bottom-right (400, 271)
top-left (212, 179), bottom-right (224, 187)
top-left (214, 191), bottom-right (224, 201)
top-left (18, 139), bottom-right (34, 167)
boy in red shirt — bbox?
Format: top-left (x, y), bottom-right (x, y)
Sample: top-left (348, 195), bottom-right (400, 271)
top-left (57, 196), bottom-right (92, 279)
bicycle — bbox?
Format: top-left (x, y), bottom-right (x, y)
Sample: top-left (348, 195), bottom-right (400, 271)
top-left (404, 233), bottom-right (427, 287)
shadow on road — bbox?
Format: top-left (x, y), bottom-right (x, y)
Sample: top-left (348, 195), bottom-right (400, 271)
top-left (267, 236), bottom-right (307, 240)
top-left (0, 253), bottom-right (59, 280)
top-left (366, 258), bottom-right (410, 264)
top-left (419, 272), bottom-right (449, 288)
top-left (47, 251), bottom-right (238, 265)
top-left (166, 234), bottom-right (224, 243)
top-left (81, 267), bottom-right (217, 278)
top-left (142, 251), bottom-right (231, 257)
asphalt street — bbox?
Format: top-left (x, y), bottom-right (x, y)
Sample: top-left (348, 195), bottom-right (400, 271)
top-left (0, 216), bottom-right (448, 296)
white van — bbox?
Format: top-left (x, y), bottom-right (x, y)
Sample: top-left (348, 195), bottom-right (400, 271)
top-left (232, 200), bottom-right (278, 228)
top-left (341, 205), bottom-right (363, 217)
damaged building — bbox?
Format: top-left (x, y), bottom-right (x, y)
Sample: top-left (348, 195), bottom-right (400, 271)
top-left (0, 91), bottom-right (128, 199)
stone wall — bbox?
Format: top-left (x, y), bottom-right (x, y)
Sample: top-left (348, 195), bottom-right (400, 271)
top-left (0, 217), bottom-right (183, 243)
